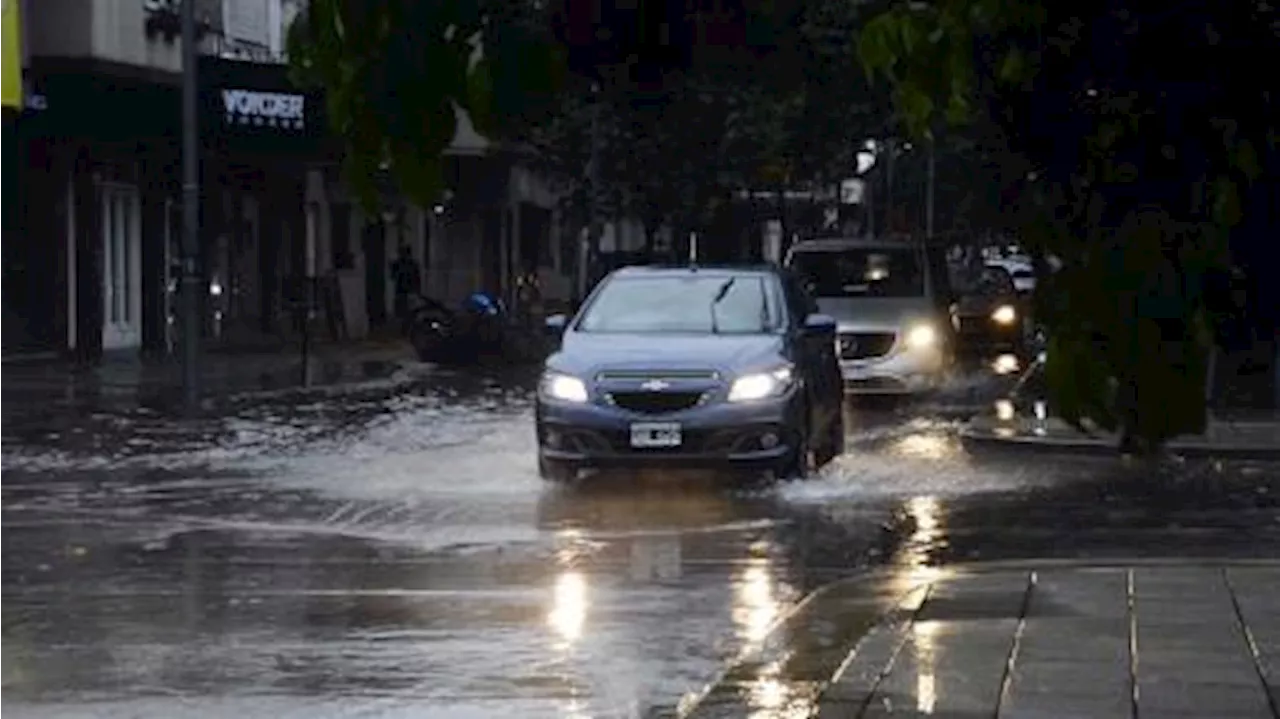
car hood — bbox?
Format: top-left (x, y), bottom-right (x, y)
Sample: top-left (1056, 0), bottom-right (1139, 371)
top-left (956, 295), bottom-right (1016, 316)
top-left (550, 332), bottom-right (787, 375)
top-left (815, 297), bottom-right (938, 331)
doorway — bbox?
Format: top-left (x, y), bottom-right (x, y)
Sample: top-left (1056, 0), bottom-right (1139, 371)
top-left (101, 183), bottom-right (143, 350)
top-left (363, 217), bottom-right (387, 329)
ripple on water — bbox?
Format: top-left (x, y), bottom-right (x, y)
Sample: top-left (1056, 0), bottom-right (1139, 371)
top-left (781, 424), bottom-right (1092, 504)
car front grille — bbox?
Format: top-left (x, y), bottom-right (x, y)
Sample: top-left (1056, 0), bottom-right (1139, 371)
top-left (837, 332), bottom-right (896, 360)
top-left (607, 391), bottom-right (706, 414)
top-left (595, 369), bottom-right (719, 382)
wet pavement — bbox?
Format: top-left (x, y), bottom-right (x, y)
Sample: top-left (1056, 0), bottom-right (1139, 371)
top-left (3, 365), bottom-right (1279, 718)
top-left (683, 561), bottom-right (1280, 718)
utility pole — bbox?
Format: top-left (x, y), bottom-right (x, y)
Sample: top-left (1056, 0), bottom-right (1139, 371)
top-left (883, 138), bottom-right (896, 234)
top-left (577, 81), bottom-right (604, 303)
top-left (866, 179), bottom-right (876, 238)
top-left (926, 140), bottom-right (936, 239)
top-left (180, 0), bottom-right (202, 409)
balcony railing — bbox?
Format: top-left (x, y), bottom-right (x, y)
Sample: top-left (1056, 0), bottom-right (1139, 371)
top-left (144, 0), bottom-right (299, 64)
top-left (205, 33), bottom-right (289, 64)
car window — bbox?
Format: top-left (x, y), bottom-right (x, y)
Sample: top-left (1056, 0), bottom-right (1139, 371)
top-left (962, 266), bottom-right (1017, 296)
top-left (780, 271), bottom-right (817, 323)
top-left (576, 275), bottom-right (781, 334)
top-left (789, 248), bottom-right (926, 298)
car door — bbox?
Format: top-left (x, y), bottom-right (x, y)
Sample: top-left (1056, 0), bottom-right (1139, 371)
top-left (781, 271), bottom-right (840, 425)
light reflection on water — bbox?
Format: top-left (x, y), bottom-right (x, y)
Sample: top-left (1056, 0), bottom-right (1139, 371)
top-left (725, 539), bottom-right (822, 719)
top-left (897, 496), bottom-right (946, 715)
top-left (902, 495), bottom-right (945, 571)
top-left (746, 660), bottom-right (811, 719)
top-left (733, 544), bottom-right (782, 653)
top-left (549, 570), bottom-right (588, 647)
top-left (548, 528), bottom-right (593, 718)
top-left (891, 433), bottom-right (953, 460)
top-left (914, 620), bottom-right (939, 714)
top-left (549, 527), bottom-right (591, 649)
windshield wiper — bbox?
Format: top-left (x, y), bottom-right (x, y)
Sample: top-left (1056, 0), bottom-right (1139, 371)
top-left (709, 277), bottom-right (736, 334)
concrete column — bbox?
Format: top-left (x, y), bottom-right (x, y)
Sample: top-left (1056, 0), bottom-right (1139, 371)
top-left (64, 170), bottom-right (77, 352)
top-left (304, 168), bottom-right (327, 274)
top-left (1273, 336), bottom-right (1280, 410)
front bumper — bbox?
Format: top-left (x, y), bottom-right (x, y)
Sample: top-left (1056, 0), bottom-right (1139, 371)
top-left (956, 316), bottom-right (1024, 354)
top-left (841, 347), bottom-right (947, 395)
top-left (536, 392), bottom-right (804, 471)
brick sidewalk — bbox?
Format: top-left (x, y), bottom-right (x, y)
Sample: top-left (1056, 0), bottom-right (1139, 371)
top-left (680, 561), bottom-right (1280, 718)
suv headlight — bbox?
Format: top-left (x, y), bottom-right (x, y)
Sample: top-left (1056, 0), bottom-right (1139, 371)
top-left (728, 365), bottom-right (795, 402)
top-left (540, 371), bottom-right (588, 403)
top-left (991, 305), bottom-right (1017, 325)
top-left (904, 324), bottom-right (937, 350)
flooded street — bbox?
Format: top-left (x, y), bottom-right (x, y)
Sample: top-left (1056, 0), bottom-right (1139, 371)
top-left (4, 371), bottom-right (1279, 718)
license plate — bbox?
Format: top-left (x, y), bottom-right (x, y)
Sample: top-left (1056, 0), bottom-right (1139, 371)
top-left (630, 422), bottom-right (682, 448)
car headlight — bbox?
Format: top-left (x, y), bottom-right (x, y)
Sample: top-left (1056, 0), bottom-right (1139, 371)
top-left (904, 324), bottom-right (937, 350)
top-left (541, 371), bottom-right (588, 403)
top-left (991, 305), bottom-right (1017, 325)
top-left (728, 365), bottom-right (795, 403)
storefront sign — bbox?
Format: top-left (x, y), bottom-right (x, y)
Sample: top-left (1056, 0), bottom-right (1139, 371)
top-left (221, 89), bottom-right (305, 130)
top-left (3, 0), bottom-right (22, 109)
top-left (200, 57), bottom-right (325, 155)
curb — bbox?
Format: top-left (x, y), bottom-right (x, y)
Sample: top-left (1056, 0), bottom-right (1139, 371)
top-left (218, 360), bottom-right (427, 403)
top-left (959, 424), bottom-right (1280, 461)
top-left (674, 557), bottom-right (1280, 718)
top-left (675, 573), bottom-right (931, 719)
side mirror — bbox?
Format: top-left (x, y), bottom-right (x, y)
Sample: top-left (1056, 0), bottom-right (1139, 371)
top-left (803, 313), bottom-right (837, 336)
top-left (545, 314), bottom-right (568, 336)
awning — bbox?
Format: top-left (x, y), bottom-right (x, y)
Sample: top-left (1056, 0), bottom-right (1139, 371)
top-left (2, 0), bottom-right (21, 109)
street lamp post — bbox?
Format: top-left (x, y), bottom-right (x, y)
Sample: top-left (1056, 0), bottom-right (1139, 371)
top-left (180, 0), bottom-right (202, 409)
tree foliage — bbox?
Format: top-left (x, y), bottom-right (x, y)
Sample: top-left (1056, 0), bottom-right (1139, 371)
top-left (860, 0), bottom-right (1280, 450)
top-left (288, 0), bottom-right (567, 208)
top-left (289, 0), bottom-right (893, 231)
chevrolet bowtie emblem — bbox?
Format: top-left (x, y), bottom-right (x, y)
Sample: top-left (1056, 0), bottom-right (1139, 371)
top-left (639, 379), bottom-right (671, 391)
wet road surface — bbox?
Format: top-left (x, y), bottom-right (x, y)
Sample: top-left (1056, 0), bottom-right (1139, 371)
top-left (4, 368), bottom-right (1279, 718)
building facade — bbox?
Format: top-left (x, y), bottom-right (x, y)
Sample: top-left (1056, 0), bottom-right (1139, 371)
top-left (5, 0), bottom-right (566, 362)
top-left (1, 0), bottom-right (57, 357)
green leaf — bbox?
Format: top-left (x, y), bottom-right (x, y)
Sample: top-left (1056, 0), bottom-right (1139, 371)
top-left (1211, 175), bottom-right (1243, 227)
top-left (465, 55), bottom-right (495, 137)
top-left (1232, 139), bottom-right (1262, 181)
top-left (998, 47), bottom-right (1025, 83)
top-left (390, 144), bottom-right (445, 207)
top-left (897, 84), bottom-right (936, 137)
top-left (857, 17), bottom-right (900, 76)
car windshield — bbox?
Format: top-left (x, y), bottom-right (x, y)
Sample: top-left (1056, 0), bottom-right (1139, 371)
top-left (790, 247), bottom-right (925, 298)
top-left (959, 266), bottom-right (1017, 296)
top-left (576, 275), bottom-right (779, 334)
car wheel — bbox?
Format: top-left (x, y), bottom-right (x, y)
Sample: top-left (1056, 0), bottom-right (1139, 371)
top-left (776, 423), bottom-right (816, 480)
top-left (538, 455), bottom-right (577, 483)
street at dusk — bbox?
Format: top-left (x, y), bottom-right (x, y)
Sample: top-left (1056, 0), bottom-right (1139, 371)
top-left (5, 368), bottom-right (1279, 718)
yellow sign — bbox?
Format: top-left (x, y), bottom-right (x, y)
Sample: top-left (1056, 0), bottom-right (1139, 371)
top-left (2, 0), bottom-right (21, 109)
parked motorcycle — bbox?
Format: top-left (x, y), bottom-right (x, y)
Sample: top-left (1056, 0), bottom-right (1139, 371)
top-left (407, 291), bottom-right (545, 366)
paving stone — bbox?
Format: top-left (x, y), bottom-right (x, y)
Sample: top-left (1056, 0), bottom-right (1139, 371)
top-left (999, 687), bottom-right (1132, 719)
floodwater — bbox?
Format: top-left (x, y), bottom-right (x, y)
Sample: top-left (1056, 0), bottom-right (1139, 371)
top-left (4, 369), bottom-right (1278, 718)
